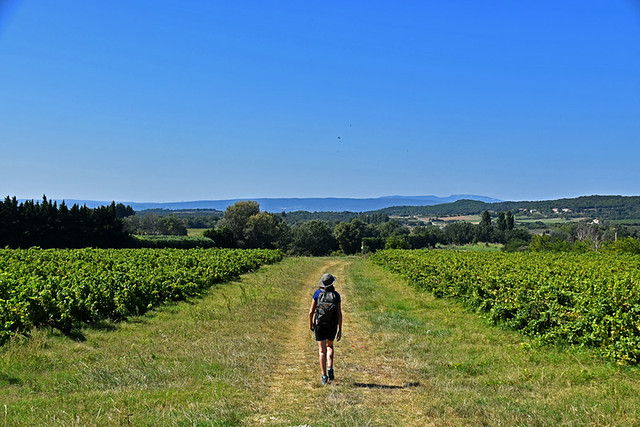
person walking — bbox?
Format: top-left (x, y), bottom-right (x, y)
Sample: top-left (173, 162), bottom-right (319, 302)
top-left (309, 273), bottom-right (342, 384)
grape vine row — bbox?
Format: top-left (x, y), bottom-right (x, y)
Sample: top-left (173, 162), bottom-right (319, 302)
top-left (0, 248), bottom-right (283, 343)
top-left (371, 249), bottom-right (640, 365)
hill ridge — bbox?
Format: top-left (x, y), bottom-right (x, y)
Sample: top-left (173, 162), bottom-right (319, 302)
top-left (19, 194), bottom-right (501, 213)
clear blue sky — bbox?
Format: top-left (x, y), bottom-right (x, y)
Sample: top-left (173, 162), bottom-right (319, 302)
top-left (1, 1), bottom-right (639, 202)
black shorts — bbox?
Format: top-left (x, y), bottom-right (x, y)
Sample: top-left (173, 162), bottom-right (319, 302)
top-left (314, 323), bottom-right (338, 342)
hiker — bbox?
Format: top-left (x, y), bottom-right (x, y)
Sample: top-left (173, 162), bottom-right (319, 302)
top-left (309, 273), bottom-right (342, 384)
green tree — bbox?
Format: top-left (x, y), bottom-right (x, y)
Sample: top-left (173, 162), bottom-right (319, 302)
top-left (530, 235), bottom-right (572, 252)
top-left (603, 236), bottom-right (640, 254)
top-left (480, 210), bottom-right (491, 227)
top-left (502, 238), bottom-right (528, 252)
top-left (475, 210), bottom-right (494, 243)
top-left (273, 220), bottom-right (291, 251)
top-left (0, 195), bottom-right (131, 248)
top-left (157, 215), bottom-right (188, 236)
top-left (290, 220), bottom-right (336, 256)
top-left (409, 225), bottom-right (444, 249)
top-left (445, 222), bottom-right (475, 245)
top-left (334, 221), bottom-right (362, 254)
top-left (385, 235), bottom-right (411, 249)
top-left (140, 214), bottom-right (160, 235)
top-left (572, 222), bottom-right (604, 250)
top-left (378, 219), bottom-right (408, 238)
top-left (244, 212), bottom-right (281, 249)
top-left (218, 201), bottom-right (261, 244)
top-left (115, 203), bottom-right (135, 218)
top-left (506, 211), bottom-right (515, 230)
top-left (203, 227), bottom-right (236, 247)
top-left (497, 211), bottom-right (507, 231)
top-left (362, 237), bottom-right (386, 253)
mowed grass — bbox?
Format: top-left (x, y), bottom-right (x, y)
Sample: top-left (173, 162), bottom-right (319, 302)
top-left (2, 255), bottom-right (640, 425)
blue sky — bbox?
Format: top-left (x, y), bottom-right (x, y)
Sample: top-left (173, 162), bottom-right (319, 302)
top-left (1, 1), bottom-right (639, 203)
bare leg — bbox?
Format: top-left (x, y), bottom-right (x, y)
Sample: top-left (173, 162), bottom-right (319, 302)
top-left (327, 340), bottom-right (334, 368)
top-left (317, 340), bottom-right (328, 376)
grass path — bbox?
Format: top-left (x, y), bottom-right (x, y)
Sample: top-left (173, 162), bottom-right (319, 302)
top-left (248, 258), bottom-right (347, 424)
top-left (248, 258), bottom-right (429, 425)
top-left (3, 256), bottom-right (640, 425)
top-left (250, 257), bottom-right (640, 426)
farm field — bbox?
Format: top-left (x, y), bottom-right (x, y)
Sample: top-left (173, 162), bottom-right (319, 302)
top-left (187, 228), bottom-right (206, 237)
top-left (515, 217), bottom-right (587, 224)
top-left (372, 249), bottom-right (640, 365)
top-left (0, 248), bottom-right (283, 344)
top-left (3, 254), bottom-right (640, 425)
top-left (415, 215), bottom-right (481, 223)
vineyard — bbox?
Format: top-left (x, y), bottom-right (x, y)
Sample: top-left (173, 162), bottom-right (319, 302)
top-left (0, 248), bottom-right (283, 343)
top-left (371, 249), bottom-right (640, 365)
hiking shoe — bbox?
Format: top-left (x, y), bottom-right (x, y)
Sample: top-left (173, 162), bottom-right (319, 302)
top-left (328, 367), bottom-right (334, 381)
top-left (321, 375), bottom-right (329, 384)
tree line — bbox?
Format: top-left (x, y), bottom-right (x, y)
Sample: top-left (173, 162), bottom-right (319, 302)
top-left (4, 196), bottom-right (637, 254)
top-left (4, 196), bottom-right (522, 253)
top-left (125, 209), bottom-right (222, 233)
top-left (201, 201), bottom-right (532, 255)
top-left (530, 221), bottom-right (639, 253)
top-left (0, 196), bottom-right (133, 248)
top-left (123, 214), bottom-right (192, 236)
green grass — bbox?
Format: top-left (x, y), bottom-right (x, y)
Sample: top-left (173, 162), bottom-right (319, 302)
top-left (3, 256), bottom-right (640, 425)
top-left (187, 228), bottom-right (207, 237)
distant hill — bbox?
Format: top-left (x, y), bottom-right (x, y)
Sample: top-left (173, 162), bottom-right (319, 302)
top-left (16, 194), bottom-right (640, 221)
top-left (32, 195), bottom-right (501, 213)
top-left (375, 195), bottom-right (640, 220)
